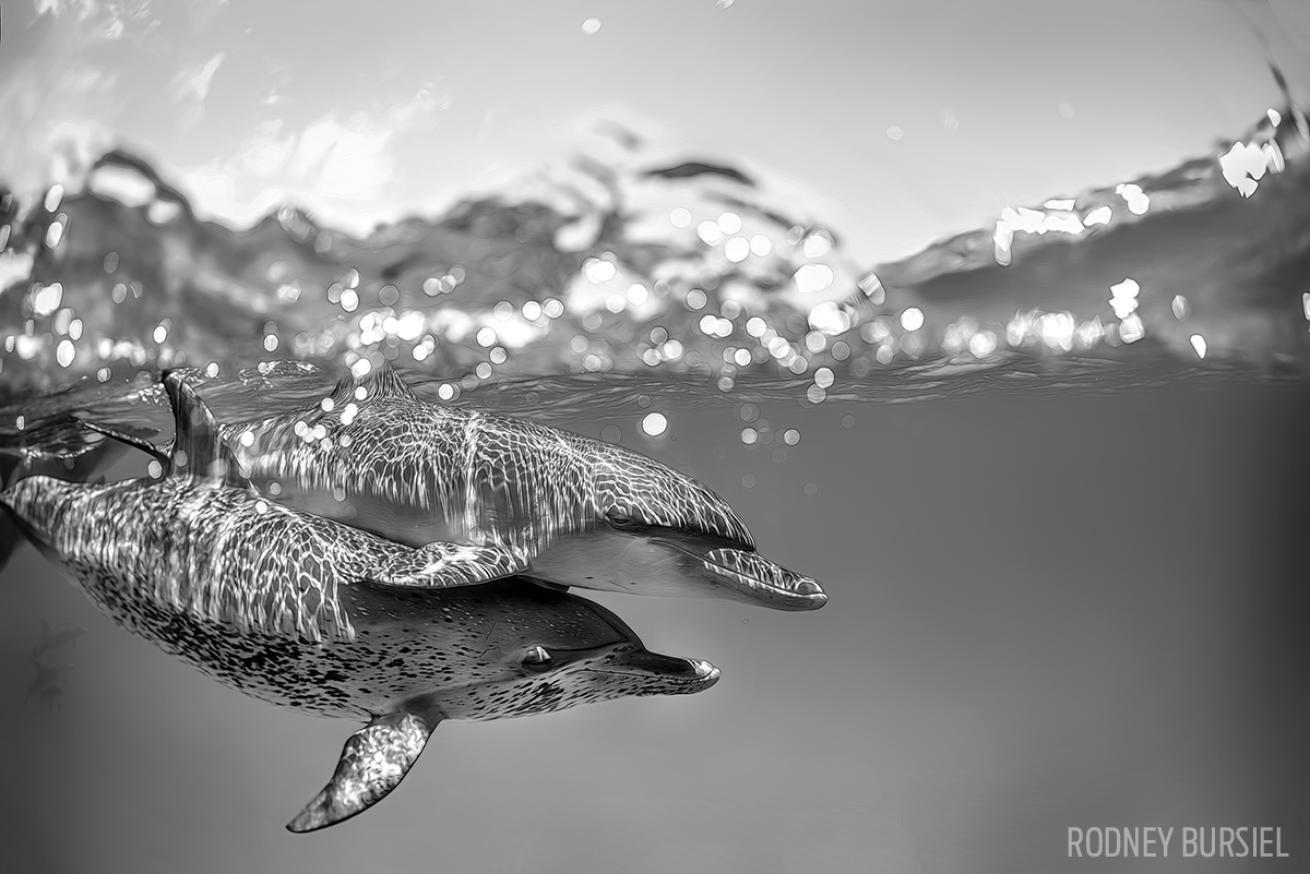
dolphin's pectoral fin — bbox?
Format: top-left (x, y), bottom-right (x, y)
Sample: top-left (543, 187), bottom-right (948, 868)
top-left (287, 711), bottom-right (436, 833)
top-left (366, 542), bottom-right (527, 588)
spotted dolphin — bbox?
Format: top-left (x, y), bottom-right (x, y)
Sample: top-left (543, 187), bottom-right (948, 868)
top-left (2, 374), bottom-right (719, 832)
top-left (207, 365), bottom-right (825, 611)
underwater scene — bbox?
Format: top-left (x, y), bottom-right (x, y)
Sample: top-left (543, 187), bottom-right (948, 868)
top-left (1, 2), bottom-right (1308, 872)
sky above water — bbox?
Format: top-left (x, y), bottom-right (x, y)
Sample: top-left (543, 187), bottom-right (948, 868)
top-left (2, 0), bottom-right (1309, 259)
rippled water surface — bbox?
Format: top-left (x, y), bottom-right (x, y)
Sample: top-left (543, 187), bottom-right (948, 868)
top-left (3, 91), bottom-right (1308, 456)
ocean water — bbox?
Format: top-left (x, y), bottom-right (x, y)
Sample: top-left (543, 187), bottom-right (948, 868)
top-left (1, 377), bottom-right (1307, 874)
top-left (3, 3), bottom-right (1310, 872)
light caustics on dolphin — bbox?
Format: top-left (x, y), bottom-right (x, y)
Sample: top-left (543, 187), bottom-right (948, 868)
top-left (174, 364), bottom-right (824, 611)
top-left (0, 374), bottom-right (720, 832)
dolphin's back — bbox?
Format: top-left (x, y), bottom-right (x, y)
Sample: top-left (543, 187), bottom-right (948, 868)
top-left (16, 476), bottom-right (371, 645)
top-left (231, 398), bottom-right (606, 554)
top-left (231, 387), bottom-right (756, 552)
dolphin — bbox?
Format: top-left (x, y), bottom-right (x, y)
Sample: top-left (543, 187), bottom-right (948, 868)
top-left (192, 365), bottom-right (824, 611)
top-left (2, 374), bottom-right (719, 832)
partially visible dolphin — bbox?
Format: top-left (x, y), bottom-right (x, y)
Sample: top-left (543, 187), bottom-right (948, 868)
top-left (211, 365), bottom-right (826, 611)
top-left (2, 374), bottom-right (719, 832)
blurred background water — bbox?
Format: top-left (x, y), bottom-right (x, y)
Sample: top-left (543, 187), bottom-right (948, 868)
top-left (1, 1), bottom-right (1309, 872)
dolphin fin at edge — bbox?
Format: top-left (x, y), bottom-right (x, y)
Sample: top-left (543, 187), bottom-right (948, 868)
top-left (287, 711), bottom-right (438, 833)
top-left (329, 362), bottom-right (419, 408)
top-left (78, 419), bottom-right (170, 465)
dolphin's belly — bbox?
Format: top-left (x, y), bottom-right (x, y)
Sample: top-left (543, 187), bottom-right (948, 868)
top-left (528, 531), bottom-right (717, 598)
top-left (61, 561), bottom-right (376, 718)
top-left (60, 555), bottom-right (525, 720)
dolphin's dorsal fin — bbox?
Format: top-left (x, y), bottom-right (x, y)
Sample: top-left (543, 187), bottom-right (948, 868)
top-left (329, 363), bottom-right (418, 407)
top-left (162, 373), bottom-right (250, 489)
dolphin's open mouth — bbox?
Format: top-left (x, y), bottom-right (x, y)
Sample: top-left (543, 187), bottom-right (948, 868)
top-left (700, 547), bottom-right (828, 611)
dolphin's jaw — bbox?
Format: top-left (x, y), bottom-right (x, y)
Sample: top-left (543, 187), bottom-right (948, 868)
top-left (579, 648), bottom-right (722, 698)
top-left (699, 548), bottom-right (828, 611)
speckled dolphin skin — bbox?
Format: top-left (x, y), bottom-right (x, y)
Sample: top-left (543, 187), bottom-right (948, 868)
top-left (220, 366), bottom-right (826, 610)
top-left (2, 374), bottom-right (720, 832)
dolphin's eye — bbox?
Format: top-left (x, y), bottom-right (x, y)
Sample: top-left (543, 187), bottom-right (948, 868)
top-left (606, 510), bottom-right (647, 532)
top-left (522, 645), bottom-right (553, 669)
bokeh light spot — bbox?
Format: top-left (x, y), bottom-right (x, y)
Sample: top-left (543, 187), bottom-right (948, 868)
top-left (641, 412), bottom-right (668, 436)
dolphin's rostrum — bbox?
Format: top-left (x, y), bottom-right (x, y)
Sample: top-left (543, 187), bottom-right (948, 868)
top-left (2, 374), bottom-right (720, 832)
